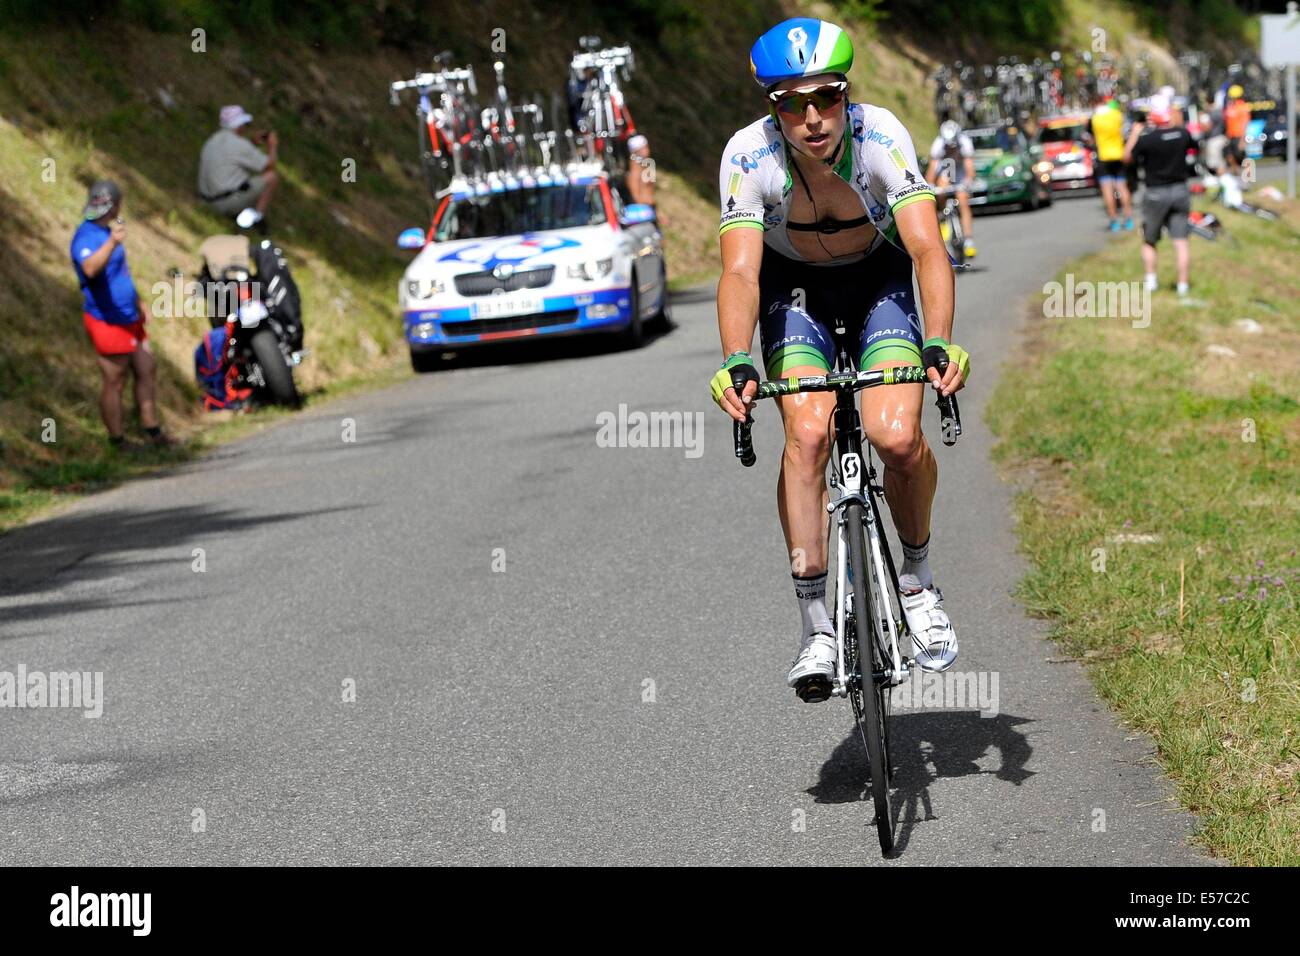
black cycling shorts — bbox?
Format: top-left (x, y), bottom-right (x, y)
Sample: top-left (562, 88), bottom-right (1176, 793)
top-left (757, 240), bottom-right (923, 377)
top-left (1096, 159), bottom-right (1125, 181)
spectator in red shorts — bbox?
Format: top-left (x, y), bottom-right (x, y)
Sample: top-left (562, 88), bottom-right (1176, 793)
top-left (70, 180), bottom-right (173, 448)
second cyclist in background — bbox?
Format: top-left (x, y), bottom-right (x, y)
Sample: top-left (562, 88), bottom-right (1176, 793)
top-left (925, 120), bottom-right (977, 260)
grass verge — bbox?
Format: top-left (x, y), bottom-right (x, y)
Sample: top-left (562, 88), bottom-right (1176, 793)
top-left (988, 180), bottom-right (1300, 865)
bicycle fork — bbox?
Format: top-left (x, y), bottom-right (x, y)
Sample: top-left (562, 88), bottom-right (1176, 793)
top-left (827, 399), bottom-right (909, 698)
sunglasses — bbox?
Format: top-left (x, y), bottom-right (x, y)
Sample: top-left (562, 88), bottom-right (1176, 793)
top-left (768, 82), bottom-right (847, 116)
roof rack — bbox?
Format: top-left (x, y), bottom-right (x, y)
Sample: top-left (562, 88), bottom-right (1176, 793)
top-left (440, 160), bottom-right (607, 200)
top-left (390, 40), bottom-right (640, 200)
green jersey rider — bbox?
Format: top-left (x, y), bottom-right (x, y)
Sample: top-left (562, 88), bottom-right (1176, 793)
top-left (710, 18), bottom-right (971, 701)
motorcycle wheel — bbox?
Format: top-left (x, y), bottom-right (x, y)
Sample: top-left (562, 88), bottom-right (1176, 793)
top-left (249, 327), bottom-right (300, 407)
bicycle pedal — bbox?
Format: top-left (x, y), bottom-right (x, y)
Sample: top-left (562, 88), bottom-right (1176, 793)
top-left (794, 676), bottom-right (832, 704)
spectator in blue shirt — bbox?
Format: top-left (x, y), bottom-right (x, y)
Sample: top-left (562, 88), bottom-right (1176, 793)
top-left (70, 180), bottom-right (172, 448)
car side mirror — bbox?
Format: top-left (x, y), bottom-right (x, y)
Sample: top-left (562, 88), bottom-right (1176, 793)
top-left (620, 204), bottom-right (655, 226)
top-left (397, 227), bottom-right (425, 250)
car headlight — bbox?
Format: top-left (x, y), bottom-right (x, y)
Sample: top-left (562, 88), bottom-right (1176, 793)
top-left (1033, 160), bottom-right (1053, 174)
top-left (1057, 151), bottom-right (1082, 163)
top-left (1000, 164), bottom-right (1018, 178)
top-left (406, 278), bottom-right (444, 300)
top-left (566, 257), bottom-right (614, 281)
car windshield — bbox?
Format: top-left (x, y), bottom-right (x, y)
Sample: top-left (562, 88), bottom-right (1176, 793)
top-left (1039, 125), bottom-right (1085, 143)
top-left (968, 128), bottom-right (1013, 151)
top-left (435, 184), bottom-right (606, 241)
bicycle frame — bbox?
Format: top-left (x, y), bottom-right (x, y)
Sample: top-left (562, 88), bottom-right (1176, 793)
top-left (825, 371), bottom-right (909, 697)
top-left (732, 355), bottom-right (960, 855)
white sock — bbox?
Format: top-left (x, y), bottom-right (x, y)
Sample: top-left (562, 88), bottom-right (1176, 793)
top-left (1177, 282), bottom-right (1189, 296)
top-left (899, 536), bottom-right (933, 591)
top-left (1144, 273), bottom-right (1158, 291)
top-left (793, 573), bottom-right (834, 639)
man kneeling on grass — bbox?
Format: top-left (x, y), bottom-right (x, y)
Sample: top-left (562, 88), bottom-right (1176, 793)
top-left (70, 180), bottom-right (174, 450)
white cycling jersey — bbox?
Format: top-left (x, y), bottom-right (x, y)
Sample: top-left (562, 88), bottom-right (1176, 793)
top-left (718, 102), bottom-right (934, 262)
top-left (928, 133), bottom-right (975, 162)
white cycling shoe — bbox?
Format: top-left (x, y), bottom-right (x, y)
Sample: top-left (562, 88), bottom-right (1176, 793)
top-left (899, 575), bottom-right (958, 673)
top-left (787, 632), bottom-right (837, 702)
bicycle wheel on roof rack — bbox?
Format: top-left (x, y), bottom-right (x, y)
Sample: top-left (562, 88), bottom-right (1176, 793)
top-left (548, 91), bottom-right (564, 158)
top-left (418, 120), bottom-right (443, 198)
top-left (604, 134), bottom-right (629, 178)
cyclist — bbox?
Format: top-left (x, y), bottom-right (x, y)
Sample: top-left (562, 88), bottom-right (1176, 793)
top-left (711, 18), bottom-right (970, 698)
top-left (1090, 94), bottom-right (1133, 231)
top-left (925, 120), bottom-right (977, 259)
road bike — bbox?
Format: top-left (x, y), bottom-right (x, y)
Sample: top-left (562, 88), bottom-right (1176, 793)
top-left (390, 56), bottom-right (480, 196)
top-left (731, 341), bottom-right (963, 856)
top-left (480, 59), bottom-right (521, 176)
top-left (570, 39), bottom-right (637, 176)
top-left (934, 183), bottom-right (969, 267)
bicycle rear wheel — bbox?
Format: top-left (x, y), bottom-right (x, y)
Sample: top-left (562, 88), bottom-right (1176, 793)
top-left (845, 501), bottom-right (895, 855)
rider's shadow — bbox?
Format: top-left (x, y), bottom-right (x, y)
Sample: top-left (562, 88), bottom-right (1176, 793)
top-left (806, 711), bottom-right (1035, 855)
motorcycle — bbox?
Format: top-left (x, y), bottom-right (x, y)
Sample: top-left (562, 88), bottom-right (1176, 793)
top-left (196, 234), bottom-right (305, 409)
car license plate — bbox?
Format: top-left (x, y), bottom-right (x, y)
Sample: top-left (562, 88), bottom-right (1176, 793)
top-left (470, 293), bottom-right (542, 319)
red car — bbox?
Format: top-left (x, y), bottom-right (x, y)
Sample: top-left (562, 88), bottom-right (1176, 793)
top-left (1037, 114), bottom-right (1097, 191)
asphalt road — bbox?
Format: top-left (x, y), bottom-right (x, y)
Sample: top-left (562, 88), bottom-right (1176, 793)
top-left (0, 188), bottom-right (1211, 865)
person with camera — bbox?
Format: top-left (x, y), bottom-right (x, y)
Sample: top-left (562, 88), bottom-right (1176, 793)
top-left (70, 181), bottom-right (173, 449)
top-left (197, 105), bottom-right (279, 229)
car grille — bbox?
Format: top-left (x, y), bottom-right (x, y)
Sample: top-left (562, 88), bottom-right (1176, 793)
top-left (454, 267), bottom-right (555, 297)
top-left (442, 309), bottom-right (579, 338)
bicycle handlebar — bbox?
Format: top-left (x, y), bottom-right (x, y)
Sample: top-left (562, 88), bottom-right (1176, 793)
top-left (732, 364), bottom-right (963, 468)
top-left (390, 67), bottom-right (476, 98)
top-left (570, 46), bottom-right (634, 73)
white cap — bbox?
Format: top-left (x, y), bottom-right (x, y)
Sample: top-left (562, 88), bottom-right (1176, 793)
top-left (627, 133), bottom-right (648, 152)
top-left (220, 105), bottom-right (254, 130)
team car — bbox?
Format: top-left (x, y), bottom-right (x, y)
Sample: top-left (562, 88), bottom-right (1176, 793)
top-left (965, 123), bottom-right (1053, 210)
top-left (397, 164), bottom-right (668, 371)
top-left (1036, 113), bottom-right (1097, 191)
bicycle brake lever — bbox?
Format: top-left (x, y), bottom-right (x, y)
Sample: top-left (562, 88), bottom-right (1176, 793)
top-left (936, 390), bottom-right (962, 446)
top-left (734, 416), bottom-right (756, 467)
top-left (931, 354), bottom-right (963, 446)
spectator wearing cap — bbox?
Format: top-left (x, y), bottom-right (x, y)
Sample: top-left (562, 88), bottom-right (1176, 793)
top-left (69, 181), bottom-right (172, 448)
top-left (197, 105), bottom-right (279, 227)
top-left (1124, 101), bottom-right (1194, 298)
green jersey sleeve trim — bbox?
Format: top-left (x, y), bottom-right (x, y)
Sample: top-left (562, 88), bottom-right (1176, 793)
top-left (719, 219), bottom-right (764, 235)
top-left (890, 192), bottom-right (936, 214)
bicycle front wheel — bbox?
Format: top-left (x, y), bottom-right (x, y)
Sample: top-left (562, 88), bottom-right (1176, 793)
top-left (845, 501), bottom-right (895, 855)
